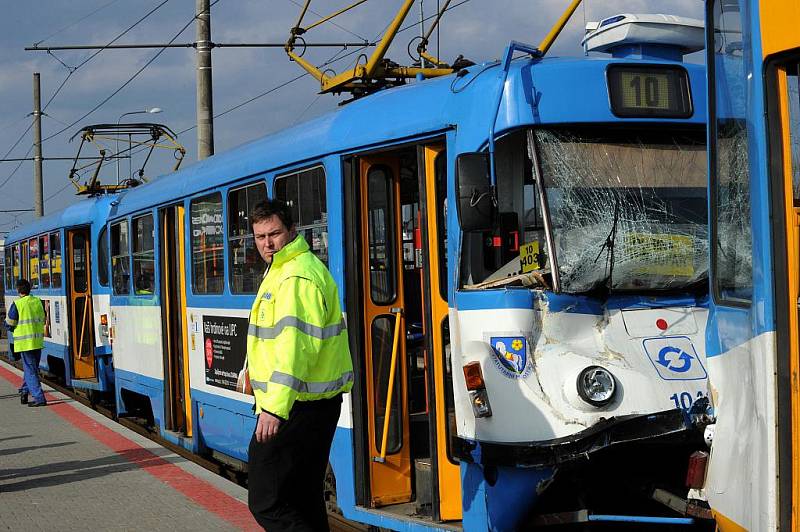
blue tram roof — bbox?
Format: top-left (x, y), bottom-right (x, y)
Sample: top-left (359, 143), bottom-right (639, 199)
top-left (24, 52), bottom-right (707, 224)
top-left (7, 194), bottom-right (116, 243)
top-left (110, 54), bottom-right (705, 219)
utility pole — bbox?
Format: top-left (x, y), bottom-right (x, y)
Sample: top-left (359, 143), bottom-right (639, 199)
top-left (196, 0), bottom-right (214, 159)
top-left (33, 73), bottom-right (43, 218)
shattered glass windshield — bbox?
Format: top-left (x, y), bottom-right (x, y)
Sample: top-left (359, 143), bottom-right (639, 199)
top-left (462, 127), bottom-right (708, 293)
top-left (537, 128), bottom-right (707, 292)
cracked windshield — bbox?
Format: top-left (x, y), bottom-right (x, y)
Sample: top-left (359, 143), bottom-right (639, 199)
top-left (478, 127), bottom-right (707, 293)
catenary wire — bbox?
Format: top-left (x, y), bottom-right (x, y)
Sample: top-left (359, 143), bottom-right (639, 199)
top-left (33, 0), bottom-right (123, 46)
top-left (100, 0), bottom-right (468, 175)
top-left (42, 0), bottom-right (176, 111)
top-left (0, 0), bottom-right (177, 196)
top-left (286, 0), bottom-right (370, 42)
top-left (195, 0), bottom-right (471, 128)
top-left (35, 0), bottom-right (225, 204)
top-left (40, 1), bottom-right (221, 146)
top-left (44, 0), bottom-right (470, 203)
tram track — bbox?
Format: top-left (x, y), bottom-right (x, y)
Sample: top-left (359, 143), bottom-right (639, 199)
top-left (7, 359), bottom-right (367, 532)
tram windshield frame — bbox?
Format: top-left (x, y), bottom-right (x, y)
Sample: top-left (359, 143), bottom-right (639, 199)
top-left (460, 125), bottom-right (708, 295)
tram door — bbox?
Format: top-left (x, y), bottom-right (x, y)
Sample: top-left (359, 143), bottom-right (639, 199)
top-left (359, 146), bottom-right (461, 518)
top-left (360, 155), bottom-right (413, 507)
top-left (420, 145), bottom-right (462, 521)
top-left (67, 228), bottom-right (95, 380)
top-left (160, 205), bottom-right (191, 435)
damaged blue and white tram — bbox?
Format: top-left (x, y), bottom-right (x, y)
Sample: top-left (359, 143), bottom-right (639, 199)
top-left (420, 15), bottom-right (713, 531)
top-left (3, 10), bottom-right (715, 532)
top-left (105, 14), bottom-right (714, 531)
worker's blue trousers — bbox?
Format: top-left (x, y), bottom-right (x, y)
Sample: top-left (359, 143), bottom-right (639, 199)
top-left (19, 349), bottom-right (45, 403)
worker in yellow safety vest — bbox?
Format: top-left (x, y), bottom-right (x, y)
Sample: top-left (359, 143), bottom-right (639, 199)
top-left (246, 199), bottom-right (353, 532)
top-left (6, 279), bottom-right (47, 407)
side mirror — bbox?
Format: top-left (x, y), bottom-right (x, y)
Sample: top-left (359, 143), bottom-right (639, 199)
top-left (456, 152), bottom-right (494, 232)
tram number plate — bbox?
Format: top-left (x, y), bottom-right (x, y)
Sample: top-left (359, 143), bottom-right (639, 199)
top-left (608, 65), bottom-right (692, 118)
top-left (519, 241), bottom-right (541, 273)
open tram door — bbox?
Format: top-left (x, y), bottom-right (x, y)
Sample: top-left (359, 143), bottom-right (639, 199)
top-left (353, 143), bottom-right (461, 521)
top-left (159, 205), bottom-right (191, 436)
top-left (67, 228), bottom-right (96, 380)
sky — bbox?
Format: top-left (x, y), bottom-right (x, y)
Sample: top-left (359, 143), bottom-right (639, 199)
top-left (0, 0), bottom-right (703, 232)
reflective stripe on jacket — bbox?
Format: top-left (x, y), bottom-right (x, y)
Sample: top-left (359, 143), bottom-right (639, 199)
top-left (247, 235), bottom-right (353, 419)
top-left (14, 295), bottom-right (45, 351)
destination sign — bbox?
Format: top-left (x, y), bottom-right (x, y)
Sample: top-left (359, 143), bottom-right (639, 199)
top-left (607, 65), bottom-right (692, 118)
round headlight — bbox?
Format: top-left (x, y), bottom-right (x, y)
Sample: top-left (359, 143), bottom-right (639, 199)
top-left (577, 366), bottom-right (616, 407)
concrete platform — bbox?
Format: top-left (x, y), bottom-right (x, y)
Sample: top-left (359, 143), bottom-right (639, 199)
top-left (0, 358), bottom-right (261, 531)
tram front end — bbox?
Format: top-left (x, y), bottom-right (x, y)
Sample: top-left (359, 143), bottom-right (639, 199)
top-left (449, 15), bottom-right (714, 530)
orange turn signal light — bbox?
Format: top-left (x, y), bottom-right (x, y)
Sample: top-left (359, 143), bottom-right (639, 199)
top-left (100, 314), bottom-right (108, 326)
top-left (463, 362), bottom-right (485, 391)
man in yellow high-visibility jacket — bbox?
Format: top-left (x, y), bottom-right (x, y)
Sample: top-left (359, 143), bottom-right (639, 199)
top-left (246, 199), bottom-right (353, 532)
top-left (6, 279), bottom-right (47, 407)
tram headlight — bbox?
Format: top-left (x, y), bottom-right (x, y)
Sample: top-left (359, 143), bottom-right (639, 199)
top-left (576, 366), bottom-right (616, 407)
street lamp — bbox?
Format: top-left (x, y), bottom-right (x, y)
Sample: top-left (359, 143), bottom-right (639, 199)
top-left (116, 107), bottom-right (163, 184)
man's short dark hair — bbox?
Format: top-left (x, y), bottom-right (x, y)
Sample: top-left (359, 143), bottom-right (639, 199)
top-left (16, 279), bottom-right (31, 295)
top-left (249, 198), bottom-right (294, 229)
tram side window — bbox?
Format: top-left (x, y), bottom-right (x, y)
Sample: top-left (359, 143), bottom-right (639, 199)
top-left (97, 226), bottom-right (109, 287)
top-left (14, 244), bottom-right (22, 283)
top-left (372, 316), bottom-right (403, 454)
top-left (39, 235), bottom-right (50, 289)
top-left (21, 242), bottom-right (28, 281)
top-left (190, 193), bottom-right (224, 294)
top-left (111, 221), bottom-right (130, 295)
top-left (228, 182), bottom-right (267, 294)
top-left (132, 215), bottom-right (155, 295)
top-left (366, 166), bottom-right (397, 304)
top-left (274, 166), bottom-right (329, 264)
top-left (459, 131), bottom-right (545, 287)
top-left (50, 232), bottom-right (62, 289)
top-left (712, 1), bottom-right (752, 304)
top-left (29, 238), bottom-right (39, 289)
top-left (435, 152), bottom-right (448, 302)
top-left (3, 246), bottom-right (11, 292)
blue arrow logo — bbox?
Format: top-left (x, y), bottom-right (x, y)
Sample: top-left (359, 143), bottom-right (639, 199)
top-left (657, 346), bottom-right (694, 373)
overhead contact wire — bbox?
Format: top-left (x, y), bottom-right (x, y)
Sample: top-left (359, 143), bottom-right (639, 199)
top-left (0, 0), bottom-right (177, 198)
top-left (51, 0), bottom-right (469, 201)
top-left (40, 1), bottom-right (218, 145)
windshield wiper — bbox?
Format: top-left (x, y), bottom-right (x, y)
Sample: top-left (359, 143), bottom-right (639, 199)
top-left (593, 191), bottom-right (621, 290)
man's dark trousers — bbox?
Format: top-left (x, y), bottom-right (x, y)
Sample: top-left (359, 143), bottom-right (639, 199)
top-left (248, 394), bottom-right (342, 532)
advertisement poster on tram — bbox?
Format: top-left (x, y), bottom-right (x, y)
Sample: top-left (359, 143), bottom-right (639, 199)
top-left (29, 238), bottom-right (38, 287)
top-left (202, 315), bottom-right (249, 391)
